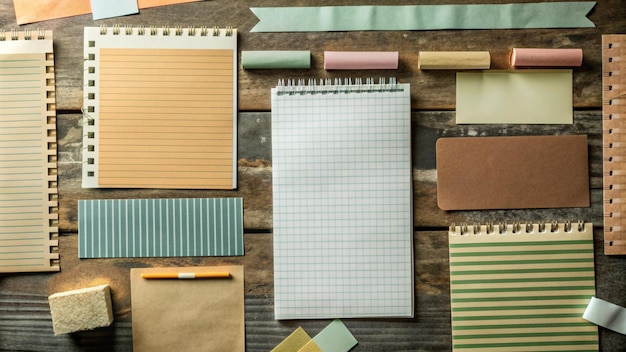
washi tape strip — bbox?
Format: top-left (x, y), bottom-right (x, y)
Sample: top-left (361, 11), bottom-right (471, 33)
top-left (583, 297), bottom-right (626, 335)
top-left (324, 51), bottom-right (398, 70)
top-left (418, 51), bottom-right (490, 70)
top-left (510, 48), bottom-right (583, 67)
top-left (242, 50), bottom-right (311, 69)
top-left (251, 2), bottom-right (596, 32)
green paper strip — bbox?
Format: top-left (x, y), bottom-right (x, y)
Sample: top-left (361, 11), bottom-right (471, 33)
top-left (242, 50), bottom-right (310, 69)
top-left (250, 2), bottom-right (595, 32)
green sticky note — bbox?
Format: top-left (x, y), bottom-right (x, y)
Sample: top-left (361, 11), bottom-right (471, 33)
top-left (242, 50), bottom-right (310, 69)
top-left (312, 320), bottom-right (358, 352)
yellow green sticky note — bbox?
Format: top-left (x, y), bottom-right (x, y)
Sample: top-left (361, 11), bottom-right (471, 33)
top-left (272, 327), bottom-right (313, 352)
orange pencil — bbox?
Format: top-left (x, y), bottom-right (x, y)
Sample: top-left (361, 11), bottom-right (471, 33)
top-left (141, 272), bottom-right (230, 279)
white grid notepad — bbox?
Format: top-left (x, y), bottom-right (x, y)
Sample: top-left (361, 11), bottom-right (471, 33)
top-left (271, 79), bottom-right (414, 319)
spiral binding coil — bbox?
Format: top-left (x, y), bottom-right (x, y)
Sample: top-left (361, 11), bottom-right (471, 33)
top-left (275, 77), bottom-right (404, 96)
top-left (0, 28), bottom-right (47, 41)
top-left (97, 24), bottom-right (235, 36)
top-left (449, 220), bottom-right (586, 236)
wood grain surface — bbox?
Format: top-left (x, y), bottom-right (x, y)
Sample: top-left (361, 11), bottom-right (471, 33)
top-left (1, 0), bottom-right (626, 351)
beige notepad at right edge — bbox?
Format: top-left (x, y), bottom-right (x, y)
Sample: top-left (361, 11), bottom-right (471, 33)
top-left (456, 70), bottom-right (573, 124)
top-left (131, 266), bottom-right (244, 352)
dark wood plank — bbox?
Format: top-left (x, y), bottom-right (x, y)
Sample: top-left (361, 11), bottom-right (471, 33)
top-left (57, 111), bottom-right (602, 231)
top-left (2, 0), bottom-right (624, 111)
top-left (2, 230), bottom-right (625, 351)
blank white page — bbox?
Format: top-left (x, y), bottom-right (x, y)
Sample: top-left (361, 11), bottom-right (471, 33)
top-left (271, 80), bottom-right (413, 319)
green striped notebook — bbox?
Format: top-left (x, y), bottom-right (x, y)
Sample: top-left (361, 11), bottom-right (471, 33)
top-left (448, 221), bottom-right (598, 352)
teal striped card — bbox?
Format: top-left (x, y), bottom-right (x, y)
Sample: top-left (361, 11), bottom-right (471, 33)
top-left (78, 198), bottom-right (243, 258)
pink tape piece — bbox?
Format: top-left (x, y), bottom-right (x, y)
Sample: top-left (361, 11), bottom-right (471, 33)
top-left (510, 48), bottom-right (583, 67)
top-left (324, 51), bottom-right (399, 70)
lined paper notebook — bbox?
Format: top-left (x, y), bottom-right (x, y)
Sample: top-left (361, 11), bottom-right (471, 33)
top-left (83, 25), bottom-right (237, 189)
top-left (0, 29), bottom-right (59, 273)
top-left (272, 78), bottom-right (414, 319)
top-left (449, 221), bottom-right (597, 352)
top-left (602, 34), bottom-right (626, 255)
top-left (78, 198), bottom-right (243, 258)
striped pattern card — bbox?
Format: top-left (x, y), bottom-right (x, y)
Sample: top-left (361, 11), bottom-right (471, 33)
top-left (448, 221), bottom-right (597, 352)
top-left (78, 198), bottom-right (243, 258)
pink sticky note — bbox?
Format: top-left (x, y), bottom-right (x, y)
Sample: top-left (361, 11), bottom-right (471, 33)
top-left (510, 48), bottom-right (583, 67)
top-left (324, 51), bottom-right (398, 70)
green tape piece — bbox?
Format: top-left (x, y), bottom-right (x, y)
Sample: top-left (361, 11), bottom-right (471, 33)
top-left (250, 2), bottom-right (595, 32)
top-left (242, 51), bottom-right (310, 69)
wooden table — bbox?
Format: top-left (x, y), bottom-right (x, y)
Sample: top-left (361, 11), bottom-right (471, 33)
top-left (1, 0), bottom-right (626, 350)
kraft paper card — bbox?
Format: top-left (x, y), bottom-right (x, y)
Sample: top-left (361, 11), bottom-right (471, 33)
top-left (14, 0), bottom-right (201, 24)
top-left (436, 135), bottom-right (590, 210)
top-left (456, 70), bottom-right (573, 124)
top-left (131, 266), bottom-right (244, 352)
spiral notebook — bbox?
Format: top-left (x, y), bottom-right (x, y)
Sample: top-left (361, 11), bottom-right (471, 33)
top-left (272, 78), bottom-right (413, 319)
top-left (449, 221), bottom-right (597, 352)
top-left (602, 35), bottom-right (626, 255)
top-left (0, 30), bottom-right (59, 272)
top-left (82, 25), bottom-right (237, 189)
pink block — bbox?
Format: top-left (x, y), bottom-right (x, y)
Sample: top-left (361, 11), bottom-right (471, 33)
top-left (324, 51), bottom-right (399, 70)
top-left (510, 48), bottom-right (583, 67)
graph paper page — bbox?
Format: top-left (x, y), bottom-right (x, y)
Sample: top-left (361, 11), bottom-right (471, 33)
top-left (271, 82), bottom-right (413, 319)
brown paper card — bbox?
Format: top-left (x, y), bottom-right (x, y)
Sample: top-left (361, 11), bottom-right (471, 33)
top-left (436, 135), bottom-right (589, 210)
top-left (130, 266), bottom-right (244, 352)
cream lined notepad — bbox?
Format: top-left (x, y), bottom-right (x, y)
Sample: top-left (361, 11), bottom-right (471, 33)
top-left (0, 29), bottom-right (59, 272)
top-left (83, 25), bottom-right (237, 189)
top-left (272, 78), bottom-right (413, 319)
top-left (449, 221), bottom-right (597, 351)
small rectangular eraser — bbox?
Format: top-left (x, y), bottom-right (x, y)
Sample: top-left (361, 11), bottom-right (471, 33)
top-left (48, 284), bottom-right (114, 335)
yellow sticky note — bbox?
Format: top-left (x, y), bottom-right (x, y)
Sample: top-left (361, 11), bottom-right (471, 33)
top-left (272, 327), bottom-right (313, 352)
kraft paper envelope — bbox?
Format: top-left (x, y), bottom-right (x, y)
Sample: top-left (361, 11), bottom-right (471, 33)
top-left (131, 266), bottom-right (244, 352)
top-left (436, 135), bottom-right (590, 210)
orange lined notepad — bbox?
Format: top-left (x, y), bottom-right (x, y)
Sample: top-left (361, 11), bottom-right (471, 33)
top-left (83, 26), bottom-right (237, 189)
top-left (0, 29), bottom-right (59, 272)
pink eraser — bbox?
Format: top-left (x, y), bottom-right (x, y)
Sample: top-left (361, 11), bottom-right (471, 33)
top-left (510, 48), bottom-right (583, 67)
top-left (324, 51), bottom-right (399, 70)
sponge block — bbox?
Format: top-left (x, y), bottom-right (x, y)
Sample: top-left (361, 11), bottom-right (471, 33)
top-left (48, 284), bottom-right (114, 335)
